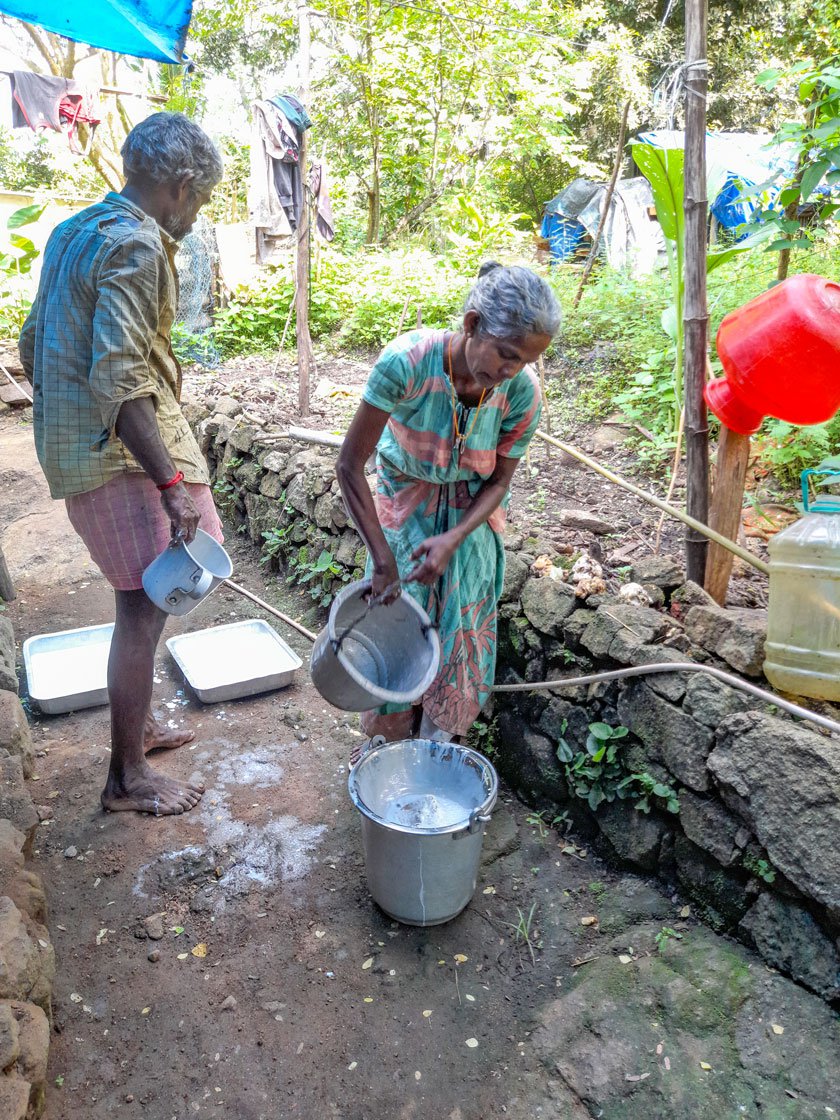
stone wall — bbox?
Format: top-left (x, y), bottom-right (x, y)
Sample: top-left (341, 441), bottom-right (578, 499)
top-left (194, 393), bottom-right (840, 1005)
top-left (0, 617), bottom-right (53, 1119)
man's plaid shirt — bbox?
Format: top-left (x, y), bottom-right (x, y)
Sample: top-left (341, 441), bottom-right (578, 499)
top-left (19, 192), bottom-right (210, 499)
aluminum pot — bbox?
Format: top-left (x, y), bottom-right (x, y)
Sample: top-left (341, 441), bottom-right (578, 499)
top-left (348, 738), bottom-right (498, 926)
top-left (142, 529), bottom-right (232, 616)
top-left (310, 579), bottom-right (440, 711)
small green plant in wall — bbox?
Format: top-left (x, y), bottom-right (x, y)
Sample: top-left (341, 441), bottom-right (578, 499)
top-left (557, 721), bottom-right (680, 815)
top-left (743, 853), bottom-right (777, 884)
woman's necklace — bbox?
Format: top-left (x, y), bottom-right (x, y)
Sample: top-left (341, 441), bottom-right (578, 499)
top-left (447, 334), bottom-right (486, 457)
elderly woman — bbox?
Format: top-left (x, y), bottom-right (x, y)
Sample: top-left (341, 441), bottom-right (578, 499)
top-left (337, 262), bottom-right (561, 751)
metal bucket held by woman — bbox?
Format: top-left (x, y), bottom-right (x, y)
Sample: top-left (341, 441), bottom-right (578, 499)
top-left (348, 737), bottom-right (498, 926)
top-left (310, 579), bottom-right (441, 711)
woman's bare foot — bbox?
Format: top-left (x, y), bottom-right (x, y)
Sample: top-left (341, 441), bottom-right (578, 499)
top-left (143, 714), bottom-right (195, 754)
top-left (101, 763), bottom-right (204, 815)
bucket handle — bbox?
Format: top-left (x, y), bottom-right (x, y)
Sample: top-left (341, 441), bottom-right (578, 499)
top-left (456, 808), bottom-right (491, 837)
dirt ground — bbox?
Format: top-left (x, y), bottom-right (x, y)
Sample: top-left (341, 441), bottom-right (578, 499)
top-left (2, 408), bottom-right (642, 1120)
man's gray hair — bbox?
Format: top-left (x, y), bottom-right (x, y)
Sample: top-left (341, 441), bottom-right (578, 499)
top-left (121, 112), bottom-right (223, 194)
top-left (465, 261), bottom-right (562, 340)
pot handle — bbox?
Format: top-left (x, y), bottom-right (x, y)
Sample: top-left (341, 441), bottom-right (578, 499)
top-left (468, 808), bottom-right (492, 834)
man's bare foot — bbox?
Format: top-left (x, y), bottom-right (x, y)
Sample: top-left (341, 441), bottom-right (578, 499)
top-left (143, 715), bottom-right (195, 754)
top-left (101, 763), bottom-right (205, 816)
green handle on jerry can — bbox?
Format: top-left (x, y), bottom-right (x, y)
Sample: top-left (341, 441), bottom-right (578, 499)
top-left (800, 468), bottom-right (840, 514)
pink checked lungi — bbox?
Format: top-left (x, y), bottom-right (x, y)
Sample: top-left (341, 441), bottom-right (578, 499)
top-left (65, 473), bottom-right (224, 592)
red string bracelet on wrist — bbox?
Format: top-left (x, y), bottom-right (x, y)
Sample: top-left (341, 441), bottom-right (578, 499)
top-left (157, 470), bottom-right (184, 492)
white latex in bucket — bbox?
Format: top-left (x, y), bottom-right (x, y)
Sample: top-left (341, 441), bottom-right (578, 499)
top-left (348, 738), bottom-right (497, 925)
top-left (142, 528), bottom-right (232, 616)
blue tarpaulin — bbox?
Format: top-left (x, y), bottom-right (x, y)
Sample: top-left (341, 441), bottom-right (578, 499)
top-left (634, 130), bottom-right (797, 231)
top-left (0, 0), bottom-right (192, 63)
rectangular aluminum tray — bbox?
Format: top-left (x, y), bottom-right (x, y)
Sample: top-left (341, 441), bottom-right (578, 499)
top-left (166, 619), bottom-right (303, 704)
top-left (23, 623), bottom-right (114, 715)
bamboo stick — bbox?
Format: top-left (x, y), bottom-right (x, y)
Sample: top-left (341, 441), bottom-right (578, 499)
top-left (223, 578), bottom-right (317, 642)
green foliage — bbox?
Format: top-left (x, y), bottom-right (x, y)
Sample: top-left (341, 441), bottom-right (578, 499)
top-left (0, 129), bottom-right (56, 191)
top-left (742, 854), bottom-right (777, 884)
top-left (746, 58), bottom-right (840, 253)
top-left (286, 546), bottom-right (351, 606)
top-left (654, 926), bottom-right (683, 952)
top-left (754, 419), bottom-right (840, 488)
top-left (214, 249), bottom-right (471, 356)
top-left (557, 721), bottom-right (680, 815)
top-left (0, 204), bottom-right (45, 336)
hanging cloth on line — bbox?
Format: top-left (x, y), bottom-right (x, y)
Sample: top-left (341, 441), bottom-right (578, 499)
top-left (268, 93), bottom-right (312, 133)
top-left (10, 71), bottom-right (102, 153)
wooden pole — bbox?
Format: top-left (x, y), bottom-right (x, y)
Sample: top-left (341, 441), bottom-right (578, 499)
top-left (295, 0), bottom-right (315, 418)
top-left (0, 545), bottom-right (15, 602)
top-left (573, 101), bottom-right (630, 309)
top-left (704, 427), bottom-right (751, 604)
top-left (682, 0), bottom-right (710, 585)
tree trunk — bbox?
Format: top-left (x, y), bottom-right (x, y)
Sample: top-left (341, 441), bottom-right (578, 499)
top-left (683, 0), bottom-right (710, 585)
top-left (295, 0), bottom-right (315, 417)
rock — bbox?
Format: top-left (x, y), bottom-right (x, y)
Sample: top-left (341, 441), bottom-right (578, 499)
top-left (212, 395), bottom-right (242, 418)
top-left (0, 1074), bottom-right (29, 1120)
top-left (557, 509), bottom-right (615, 535)
top-left (143, 913), bottom-right (166, 941)
top-left (495, 712), bottom-right (566, 803)
top-left (532, 919), bottom-right (840, 1118)
top-left (629, 555), bottom-right (684, 591)
top-left (594, 876), bottom-right (672, 935)
top-left (0, 619), bottom-right (16, 694)
top-left (0, 898), bottom-right (54, 1014)
top-left (580, 604), bottom-right (673, 663)
top-left (520, 577), bottom-right (577, 637)
top-left (595, 799), bottom-right (671, 872)
top-left (335, 531), bottom-right (361, 568)
top-left (227, 423), bottom-right (259, 455)
top-left (618, 679), bottom-right (714, 791)
top-left (0, 1000), bottom-right (48, 1117)
top-left (312, 491), bottom-right (334, 530)
top-left (0, 693), bottom-right (32, 778)
top-left (640, 582), bottom-right (665, 608)
top-left (741, 893), bottom-right (840, 1001)
top-left (708, 712), bottom-right (840, 911)
top-left (678, 790), bottom-right (742, 866)
top-left (259, 472), bottom-right (285, 499)
top-left (284, 473), bottom-right (311, 516)
top-left (673, 835), bottom-right (751, 929)
top-left (681, 672), bottom-right (756, 729)
top-left (683, 604), bottom-right (766, 677)
top-left (629, 645), bottom-right (689, 702)
top-left (0, 755), bottom-right (39, 855)
top-left (147, 949), bottom-right (161, 963)
top-left (480, 805), bottom-right (520, 865)
top-left (502, 552), bottom-right (529, 602)
top-left (258, 449), bottom-right (289, 474)
top-left (63, 846), bottom-right (77, 860)
top-left (590, 422), bottom-right (629, 453)
top-left (616, 582), bottom-right (650, 607)
top-left (220, 994), bottom-right (237, 1011)
top-left (233, 459), bottom-right (263, 493)
top-left (669, 579), bottom-right (716, 618)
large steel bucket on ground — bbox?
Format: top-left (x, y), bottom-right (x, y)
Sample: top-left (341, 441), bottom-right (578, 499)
top-left (310, 580), bottom-right (440, 711)
top-left (348, 738), bottom-right (497, 926)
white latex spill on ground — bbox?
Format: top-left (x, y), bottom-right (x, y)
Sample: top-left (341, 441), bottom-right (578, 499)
top-left (133, 737), bottom-right (322, 907)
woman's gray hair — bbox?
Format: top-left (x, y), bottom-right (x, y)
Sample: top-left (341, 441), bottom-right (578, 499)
top-left (464, 261), bottom-right (561, 340)
top-left (121, 112), bottom-right (223, 194)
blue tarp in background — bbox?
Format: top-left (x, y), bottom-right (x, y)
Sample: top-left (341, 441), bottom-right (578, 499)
top-left (634, 130), bottom-right (797, 231)
top-left (0, 0), bottom-right (192, 63)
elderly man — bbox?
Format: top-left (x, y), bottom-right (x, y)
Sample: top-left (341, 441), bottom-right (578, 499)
top-left (19, 112), bottom-right (224, 816)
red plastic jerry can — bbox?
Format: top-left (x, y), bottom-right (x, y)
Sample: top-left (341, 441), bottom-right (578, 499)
top-left (705, 273), bottom-right (840, 435)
